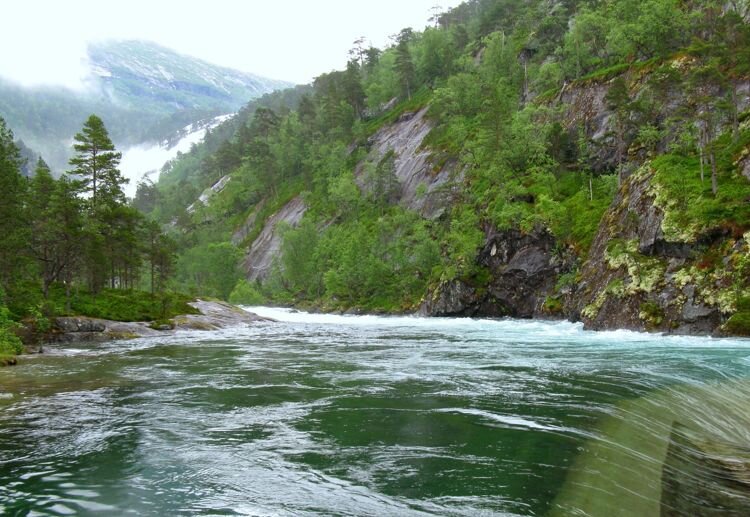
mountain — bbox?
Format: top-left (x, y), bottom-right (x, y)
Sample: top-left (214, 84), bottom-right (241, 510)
top-left (0, 40), bottom-right (291, 173)
top-left (86, 40), bottom-right (290, 115)
top-left (145, 1), bottom-right (750, 336)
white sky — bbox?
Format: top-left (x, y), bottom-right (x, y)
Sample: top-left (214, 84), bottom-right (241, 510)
top-left (0, 0), bottom-right (463, 88)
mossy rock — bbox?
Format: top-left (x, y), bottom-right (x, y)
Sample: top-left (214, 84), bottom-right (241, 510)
top-left (724, 312), bottom-right (750, 336)
top-left (0, 354), bottom-right (17, 366)
top-left (639, 301), bottom-right (665, 328)
top-left (543, 296), bottom-right (564, 315)
top-left (149, 319), bottom-right (175, 331)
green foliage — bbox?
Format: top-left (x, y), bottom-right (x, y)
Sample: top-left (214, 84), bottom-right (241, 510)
top-left (725, 312), bottom-right (750, 336)
top-left (0, 301), bottom-right (23, 356)
top-left (176, 243), bottom-right (242, 300)
top-left (647, 139), bottom-right (750, 242)
top-left (271, 207), bottom-right (440, 311)
top-left (46, 285), bottom-right (197, 322)
top-left (228, 280), bottom-right (266, 305)
top-left (143, 0), bottom-right (750, 319)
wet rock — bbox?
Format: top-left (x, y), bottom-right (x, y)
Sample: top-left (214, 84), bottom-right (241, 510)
top-left (355, 106), bottom-right (463, 220)
top-left (49, 300), bottom-right (270, 345)
top-left (242, 196), bottom-right (307, 282)
top-left (174, 299), bottom-right (269, 330)
top-left (661, 422), bottom-right (750, 516)
top-left (419, 280), bottom-right (478, 317)
top-left (54, 317), bottom-right (107, 333)
top-left (421, 228), bottom-right (574, 318)
top-left (571, 166), bottom-right (740, 335)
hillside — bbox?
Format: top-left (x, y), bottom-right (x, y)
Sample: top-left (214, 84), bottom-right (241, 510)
top-left (0, 40), bottom-right (291, 173)
top-left (146, 0), bottom-right (750, 336)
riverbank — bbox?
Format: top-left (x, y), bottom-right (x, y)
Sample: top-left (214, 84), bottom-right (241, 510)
top-left (19, 299), bottom-right (270, 353)
top-left (50, 299), bottom-right (270, 344)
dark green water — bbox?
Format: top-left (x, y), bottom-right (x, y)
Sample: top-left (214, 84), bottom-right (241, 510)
top-left (1, 308), bottom-right (750, 516)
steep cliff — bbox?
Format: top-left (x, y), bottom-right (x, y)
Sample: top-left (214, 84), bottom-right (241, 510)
top-left (420, 228), bottom-right (575, 318)
top-left (571, 162), bottom-right (750, 335)
top-left (356, 107), bottom-right (462, 219)
top-left (241, 196), bottom-right (307, 282)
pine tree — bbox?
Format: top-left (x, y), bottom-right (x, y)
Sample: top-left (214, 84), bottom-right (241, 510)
top-left (0, 117), bottom-right (29, 296)
top-left (393, 28), bottom-right (416, 100)
top-left (68, 114), bottom-right (126, 209)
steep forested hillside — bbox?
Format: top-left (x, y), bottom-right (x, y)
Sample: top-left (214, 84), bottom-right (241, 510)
top-left (145, 0), bottom-right (750, 335)
top-left (0, 40), bottom-right (291, 172)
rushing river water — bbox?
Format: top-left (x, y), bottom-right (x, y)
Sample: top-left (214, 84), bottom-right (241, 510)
top-left (1, 308), bottom-right (750, 516)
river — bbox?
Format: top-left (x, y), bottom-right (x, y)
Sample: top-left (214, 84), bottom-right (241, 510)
top-left (1, 307), bottom-right (750, 515)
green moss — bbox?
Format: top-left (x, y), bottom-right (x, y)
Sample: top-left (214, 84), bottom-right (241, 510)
top-left (149, 319), bottom-right (175, 330)
top-left (543, 296), bottom-right (564, 314)
top-left (605, 279), bottom-right (626, 298)
top-left (724, 312), bottom-right (750, 336)
top-left (639, 301), bottom-right (665, 327)
top-left (582, 291), bottom-right (608, 320)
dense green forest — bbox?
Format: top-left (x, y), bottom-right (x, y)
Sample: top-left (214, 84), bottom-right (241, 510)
top-left (0, 115), bottom-right (187, 362)
top-left (4, 0), bottom-right (750, 355)
top-left (138, 0), bottom-right (750, 327)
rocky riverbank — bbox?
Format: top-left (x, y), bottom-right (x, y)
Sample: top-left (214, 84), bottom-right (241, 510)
top-left (47, 299), bottom-right (270, 346)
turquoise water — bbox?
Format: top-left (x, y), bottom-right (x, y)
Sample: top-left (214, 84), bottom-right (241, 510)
top-left (1, 307), bottom-right (749, 515)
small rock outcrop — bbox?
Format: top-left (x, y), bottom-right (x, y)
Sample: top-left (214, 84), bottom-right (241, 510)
top-left (421, 228), bottom-right (574, 318)
top-left (242, 196), bottom-right (307, 281)
top-left (50, 300), bottom-right (269, 344)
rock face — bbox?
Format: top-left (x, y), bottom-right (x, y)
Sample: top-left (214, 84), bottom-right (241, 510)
top-left (187, 174), bottom-right (231, 214)
top-left (557, 73), bottom-right (750, 174)
top-left (421, 228), bottom-right (574, 318)
top-left (50, 300), bottom-right (269, 344)
top-left (242, 196), bottom-right (307, 281)
top-left (231, 201), bottom-right (266, 246)
top-left (356, 107), bottom-right (461, 219)
top-left (569, 165), bottom-right (747, 335)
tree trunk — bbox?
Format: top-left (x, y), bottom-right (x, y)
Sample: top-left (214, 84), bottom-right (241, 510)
top-left (731, 81), bottom-right (739, 143)
top-left (710, 151), bottom-right (718, 196)
top-left (65, 274), bottom-right (72, 314)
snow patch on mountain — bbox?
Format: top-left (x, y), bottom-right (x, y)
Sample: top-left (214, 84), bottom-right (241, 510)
top-left (120, 114), bottom-right (232, 197)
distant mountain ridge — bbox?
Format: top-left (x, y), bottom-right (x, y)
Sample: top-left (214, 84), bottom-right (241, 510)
top-left (0, 40), bottom-right (291, 173)
top-left (86, 40), bottom-right (290, 113)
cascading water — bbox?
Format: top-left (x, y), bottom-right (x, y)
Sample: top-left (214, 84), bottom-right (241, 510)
top-left (1, 307), bottom-right (749, 515)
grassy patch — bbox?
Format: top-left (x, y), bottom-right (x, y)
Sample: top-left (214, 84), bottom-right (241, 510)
top-left (47, 285), bottom-right (199, 322)
top-left (362, 88), bottom-right (433, 136)
top-left (646, 134), bottom-right (750, 241)
top-left (574, 63), bottom-right (632, 84)
top-left (725, 312), bottom-right (750, 336)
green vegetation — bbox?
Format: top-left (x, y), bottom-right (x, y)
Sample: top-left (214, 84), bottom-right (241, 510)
top-left (0, 113), bottom-right (187, 360)
top-left (132, 0), bottom-right (750, 325)
top-left (44, 286), bottom-right (198, 322)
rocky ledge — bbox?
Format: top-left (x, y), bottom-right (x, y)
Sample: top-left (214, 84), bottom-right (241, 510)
top-left (49, 299), bottom-right (270, 344)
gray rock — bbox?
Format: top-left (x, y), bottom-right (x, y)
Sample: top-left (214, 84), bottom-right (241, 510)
top-left (49, 300), bottom-right (271, 345)
top-left (242, 196), bottom-right (307, 282)
top-left (355, 106), bottom-right (463, 220)
top-left (421, 228), bottom-right (574, 318)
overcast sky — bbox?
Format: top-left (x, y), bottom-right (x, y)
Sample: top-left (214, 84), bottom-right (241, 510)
top-left (0, 0), bottom-right (463, 88)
